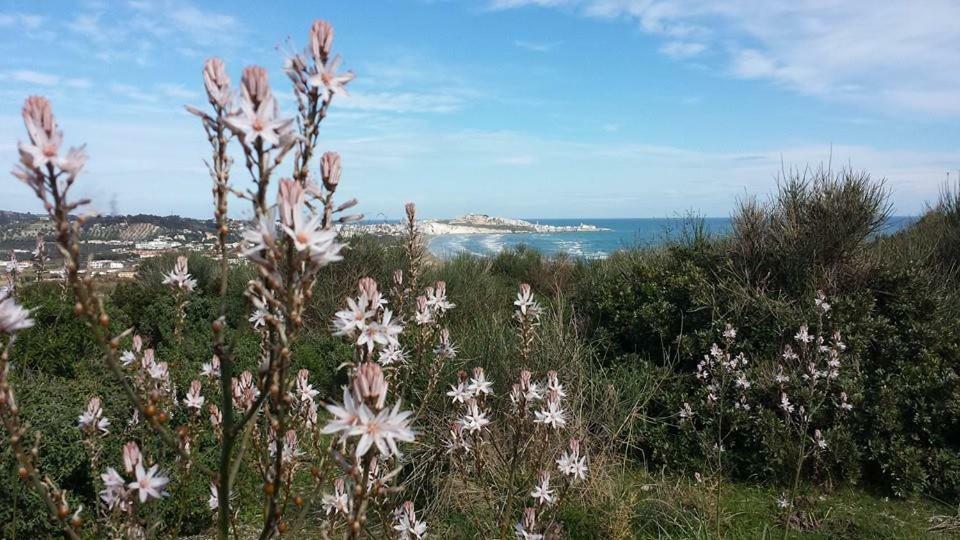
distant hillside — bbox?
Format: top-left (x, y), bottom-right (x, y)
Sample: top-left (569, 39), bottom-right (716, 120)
top-left (0, 211), bottom-right (226, 244)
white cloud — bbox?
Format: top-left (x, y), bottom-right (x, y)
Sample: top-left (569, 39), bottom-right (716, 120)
top-left (157, 83), bottom-right (199, 101)
top-left (490, 0), bottom-right (960, 116)
top-left (0, 12), bottom-right (44, 30)
top-left (514, 39), bottom-right (562, 52)
top-left (110, 83), bottom-right (158, 102)
top-left (659, 40), bottom-right (705, 59)
top-left (339, 91), bottom-right (465, 114)
top-left (0, 70), bottom-right (91, 89)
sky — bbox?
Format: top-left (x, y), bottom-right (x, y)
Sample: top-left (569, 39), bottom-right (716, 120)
top-left (0, 0), bottom-right (958, 219)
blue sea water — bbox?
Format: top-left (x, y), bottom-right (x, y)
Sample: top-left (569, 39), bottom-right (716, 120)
top-left (427, 216), bottom-right (918, 259)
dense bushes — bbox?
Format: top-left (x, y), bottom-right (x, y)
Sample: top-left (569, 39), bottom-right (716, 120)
top-left (2, 170), bottom-right (959, 537)
top-left (571, 169), bottom-right (960, 499)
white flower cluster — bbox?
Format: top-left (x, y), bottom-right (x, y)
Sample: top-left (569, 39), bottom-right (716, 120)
top-left (161, 255), bottom-right (197, 293)
top-left (100, 442), bottom-right (169, 511)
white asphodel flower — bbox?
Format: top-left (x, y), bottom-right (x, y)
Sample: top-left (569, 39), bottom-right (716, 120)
top-left (225, 94), bottom-right (292, 148)
top-left (459, 399), bottom-right (490, 433)
top-left (530, 471), bottom-right (555, 505)
top-left (128, 463), bottom-right (170, 503)
top-left (348, 401), bottom-right (415, 458)
top-left (308, 55), bottom-right (355, 101)
top-left (0, 296), bottom-right (34, 334)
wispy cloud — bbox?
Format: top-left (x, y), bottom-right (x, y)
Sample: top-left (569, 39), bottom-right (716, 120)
top-left (514, 39), bottom-right (562, 52)
top-left (659, 40), bottom-right (705, 59)
top-left (0, 70), bottom-right (91, 89)
top-left (339, 91), bottom-right (465, 114)
top-left (0, 12), bottom-right (44, 30)
top-left (489, 0), bottom-right (960, 116)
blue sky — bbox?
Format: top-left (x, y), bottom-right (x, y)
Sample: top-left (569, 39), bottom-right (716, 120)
top-left (0, 0), bottom-right (958, 219)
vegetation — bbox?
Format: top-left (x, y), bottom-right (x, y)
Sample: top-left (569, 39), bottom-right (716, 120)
top-left (3, 172), bottom-right (960, 538)
top-left (2, 15), bottom-right (959, 540)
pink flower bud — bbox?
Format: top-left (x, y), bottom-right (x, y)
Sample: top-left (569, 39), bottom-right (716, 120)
top-left (241, 65), bottom-right (271, 106)
top-left (277, 178), bottom-right (304, 228)
top-left (310, 20), bottom-right (335, 63)
top-left (358, 277), bottom-right (379, 303)
top-left (320, 151), bottom-right (341, 191)
top-left (393, 269), bottom-right (403, 287)
top-left (353, 362), bottom-right (388, 409)
top-left (122, 441), bottom-right (142, 474)
top-left (203, 57), bottom-right (231, 108)
top-left (22, 95), bottom-right (56, 143)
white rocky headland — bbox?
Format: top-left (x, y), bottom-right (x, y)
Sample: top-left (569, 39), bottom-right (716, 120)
top-left (341, 213), bottom-right (609, 237)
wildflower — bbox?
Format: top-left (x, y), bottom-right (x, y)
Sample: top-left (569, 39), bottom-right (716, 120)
top-left (514, 283), bottom-right (540, 318)
top-left (447, 382), bottom-right (472, 404)
top-left (201, 356), bottom-right (221, 379)
top-left (777, 494), bottom-right (790, 509)
top-left (183, 380), bottom-right (205, 410)
top-left (414, 295), bottom-right (433, 326)
top-left (530, 470), bottom-right (555, 505)
top-left (434, 327), bottom-right (458, 359)
top-left (534, 394), bottom-right (567, 429)
top-left (545, 370), bottom-right (565, 399)
top-left (814, 291), bottom-right (831, 314)
top-left (18, 95), bottom-right (70, 171)
top-left (162, 255), bottom-right (197, 292)
top-left (779, 393), bottom-right (795, 414)
top-left (556, 439), bottom-right (588, 480)
top-left (122, 442), bottom-right (141, 474)
top-left (322, 386), bottom-right (362, 438)
top-left (208, 483), bottom-right (219, 510)
top-left (734, 374), bottom-right (751, 389)
top-left (444, 422), bottom-right (472, 455)
top-left (148, 361), bottom-right (169, 381)
top-left (722, 324), bottom-right (737, 340)
top-left (78, 396), bottom-right (110, 435)
top-left (357, 309), bottom-right (402, 352)
top-left (309, 19), bottom-right (335, 62)
top-left (348, 401), bottom-right (415, 458)
top-left (308, 55), bottom-right (355, 101)
top-left (226, 67), bottom-right (292, 147)
top-left (320, 150), bottom-right (341, 191)
top-left (378, 343), bottom-right (408, 366)
top-left (128, 463), bottom-right (169, 503)
top-left (280, 203), bottom-right (344, 265)
top-left (294, 369), bottom-right (318, 403)
top-left (100, 468), bottom-right (128, 511)
top-left (393, 501), bottom-right (428, 540)
top-left (120, 350), bottom-right (136, 366)
top-left (426, 280), bottom-right (456, 313)
top-left (332, 295), bottom-right (375, 337)
top-left (467, 367), bottom-right (493, 396)
top-left (322, 478), bottom-right (350, 515)
top-left (352, 362), bottom-right (388, 409)
top-left (208, 404), bottom-right (222, 430)
top-left (249, 308), bottom-right (267, 329)
top-left (839, 391), bottom-right (853, 411)
top-left (814, 429), bottom-right (828, 450)
top-left (203, 57), bottom-right (231, 108)
top-left (514, 507), bottom-right (543, 540)
top-left (678, 402), bottom-right (695, 420)
top-left (0, 296), bottom-right (33, 334)
top-left (269, 429), bottom-right (303, 464)
top-left (241, 213), bottom-right (277, 260)
top-left (459, 399), bottom-right (490, 433)
top-left (795, 324), bottom-right (812, 344)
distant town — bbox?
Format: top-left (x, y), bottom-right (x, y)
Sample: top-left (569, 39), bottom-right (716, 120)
top-left (0, 210), bottom-right (607, 290)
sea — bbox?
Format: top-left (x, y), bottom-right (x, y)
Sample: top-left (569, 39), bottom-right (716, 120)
top-left (426, 216), bottom-right (918, 259)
